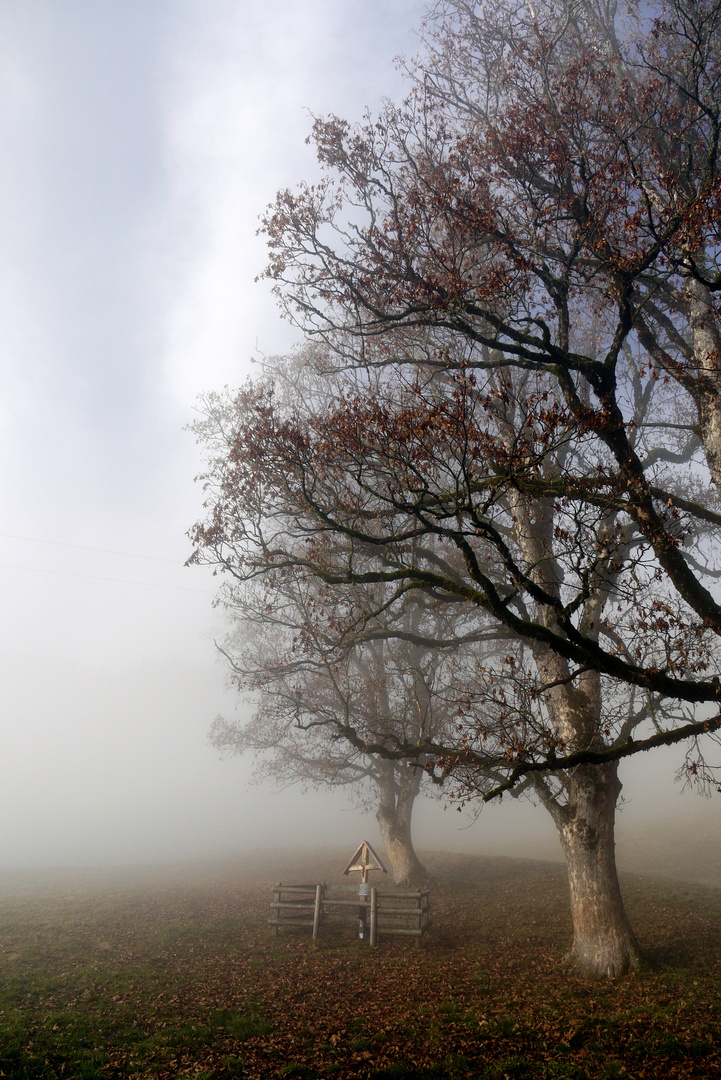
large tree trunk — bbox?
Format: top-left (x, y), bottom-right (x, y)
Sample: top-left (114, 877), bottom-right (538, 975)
top-left (504, 425), bottom-right (642, 977)
top-left (553, 763), bottom-right (643, 978)
top-left (376, 763), bottom-right (427, 887)
top-left (376, 799), bottom-right (427, 887)
top-left (685, 274), bottom-right (721, 489)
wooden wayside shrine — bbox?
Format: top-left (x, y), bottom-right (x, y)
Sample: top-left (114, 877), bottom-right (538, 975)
top-left (269, 841), bottom-right (431, 947)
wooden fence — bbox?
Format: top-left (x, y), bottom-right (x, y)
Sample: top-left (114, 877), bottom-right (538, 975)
top-left (269, 882), bottom-right (431, 946)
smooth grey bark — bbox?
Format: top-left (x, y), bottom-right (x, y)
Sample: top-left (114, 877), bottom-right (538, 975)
top-left (686, 276), bottom-right (721, 490)
top-left (507, 484), bottom-right (642, 977)
top-left (538, 763), bottom-right (643, 978)
top-left (376, 760), bottom-right (427, 887)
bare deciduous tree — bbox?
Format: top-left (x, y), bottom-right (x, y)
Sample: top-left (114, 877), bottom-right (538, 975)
top-left (208, 567), bottom-right (485, 887)
top-left (190, 0), bottom-right (721, 977)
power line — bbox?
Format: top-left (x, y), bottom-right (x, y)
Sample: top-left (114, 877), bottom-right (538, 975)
top-left (0, 563), bottom-right (212, 594)
top-left (0, 532), bottom-right (181, 564)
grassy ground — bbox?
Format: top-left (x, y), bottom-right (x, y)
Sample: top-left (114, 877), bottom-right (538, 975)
top-left (0, 850), bottom-right (719, 1079)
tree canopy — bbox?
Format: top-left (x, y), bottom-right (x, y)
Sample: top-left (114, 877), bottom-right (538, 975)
top-left (193, 0), bottom-right (721, 778)
top-left (190, 0), bottom-right (721, 977)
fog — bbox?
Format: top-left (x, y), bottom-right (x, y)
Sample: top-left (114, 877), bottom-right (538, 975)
top-left (0, 0), bottom-right (718, 887)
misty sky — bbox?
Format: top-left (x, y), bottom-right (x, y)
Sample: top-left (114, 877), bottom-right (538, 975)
top-left (0, 0), bottom-right (716, 875)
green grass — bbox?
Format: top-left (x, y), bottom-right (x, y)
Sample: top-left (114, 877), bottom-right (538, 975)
top-left (0, 853), bottom-right (720, 1078)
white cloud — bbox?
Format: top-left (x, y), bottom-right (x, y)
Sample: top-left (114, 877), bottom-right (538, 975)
top-left (152, 0), bottom-right (424, 405)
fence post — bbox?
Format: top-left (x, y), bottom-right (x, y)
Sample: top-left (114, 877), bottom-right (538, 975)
top-left (369, 886), bottom-right (378, 947)
top-left (312, 883), bottom-right (323, 940)
top-left (272, 883), bottom-right (281, 937)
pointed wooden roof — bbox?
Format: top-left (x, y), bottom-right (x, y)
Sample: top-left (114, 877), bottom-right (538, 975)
top-left (343, 840), bottom-right (387, 876)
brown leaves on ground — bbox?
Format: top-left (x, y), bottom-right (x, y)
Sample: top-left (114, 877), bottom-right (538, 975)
top-left (1, 851), bottom-right (720, 1079)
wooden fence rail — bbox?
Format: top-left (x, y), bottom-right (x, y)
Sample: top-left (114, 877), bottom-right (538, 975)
top-left (270, 882), bottom-right (431, 946)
